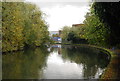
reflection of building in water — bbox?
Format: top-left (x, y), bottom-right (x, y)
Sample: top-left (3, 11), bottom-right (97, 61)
top-left (58, 48), bottom-right (61, 55)
top-left (50, 44), bottom-right (62, 54)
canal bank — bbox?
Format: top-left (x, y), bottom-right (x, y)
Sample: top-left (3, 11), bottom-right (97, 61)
top-left (100, 49), bottom-right (120, 79)
top-left (92, 45), bottom-right (120, 79)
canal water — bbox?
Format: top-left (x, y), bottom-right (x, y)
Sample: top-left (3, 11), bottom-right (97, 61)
top-left (2, 44), bottom-right (110, 79)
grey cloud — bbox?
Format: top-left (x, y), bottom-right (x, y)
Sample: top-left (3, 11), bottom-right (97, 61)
top-left (34, 2), bottom-right (90, 8)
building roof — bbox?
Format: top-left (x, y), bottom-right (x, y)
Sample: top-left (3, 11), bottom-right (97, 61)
top-left (72, 24), bottom-right (84, 27)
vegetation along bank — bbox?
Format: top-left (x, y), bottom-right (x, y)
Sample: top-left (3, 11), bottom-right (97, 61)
top-left (2, 2), bottom-right (49, 52)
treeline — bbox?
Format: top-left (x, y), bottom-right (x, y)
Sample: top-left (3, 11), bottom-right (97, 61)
top-left (61, 26), bottom-right (88, 44)
top-left (2, 2), bottom-right (49, 52)
top-left (61, 2), bottom-right (120, 48)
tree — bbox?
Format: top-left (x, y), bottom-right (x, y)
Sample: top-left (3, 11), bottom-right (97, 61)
top-left (22, 3), bottom-right (49, 47)
top-left (67, 31), bottom-right (76, 43)
top-left (61, 26), bottom-right (87, 44)
top-left (2, 2), bottom-right (24, 52)
top-left (83, 13), bottom-right (109, 46)
top-left (61, 26), bottom-right (71, 42)
top-left (81, 3), bottom-right (110, 47)
top-left (2, 2), bottom-right (49, 52)
top-left (52, 34), bottom-right (59, 37)
top-left (92, 2), bottom-right (120, 46)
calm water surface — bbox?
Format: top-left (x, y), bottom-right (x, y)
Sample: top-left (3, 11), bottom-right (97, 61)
top-left (2, 45), bottom-right (110, 79)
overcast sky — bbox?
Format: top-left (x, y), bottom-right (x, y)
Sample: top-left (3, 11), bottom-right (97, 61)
top-left (25, 0), bottom-right (91, 31)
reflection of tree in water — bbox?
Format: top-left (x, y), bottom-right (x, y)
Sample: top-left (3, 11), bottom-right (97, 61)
top-left (61, 45), bottom-right (110, 79)
top-left (2, 47), bottom-right (50, 79)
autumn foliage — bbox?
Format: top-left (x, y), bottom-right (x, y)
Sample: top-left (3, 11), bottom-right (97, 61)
top-left (2, 2), bottom-right (49, 52)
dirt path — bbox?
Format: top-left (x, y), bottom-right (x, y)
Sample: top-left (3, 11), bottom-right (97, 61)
top-left (101, 49), bottom-right (120, 79)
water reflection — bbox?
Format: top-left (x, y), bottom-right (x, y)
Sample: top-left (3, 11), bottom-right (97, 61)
top-left (61, 45), bottom-right (110, 79)
top-left (2, 47), bottom-right (49, 79)
top-left (2, 44), bottom-right (110, 79)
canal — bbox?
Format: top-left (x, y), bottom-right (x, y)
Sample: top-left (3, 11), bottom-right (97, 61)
top-left (2, 44), bottom-right (110, 79)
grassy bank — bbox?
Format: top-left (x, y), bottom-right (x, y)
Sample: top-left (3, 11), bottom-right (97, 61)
top-left (100, 49), bottom-right (120, 79)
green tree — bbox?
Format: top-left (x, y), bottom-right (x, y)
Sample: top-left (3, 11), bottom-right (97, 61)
top-left (22, 3), bottom-right (49, 47)
top-left (61, 25), bottom-right (87, 44)
top-left (61, 26), bottom-right (71, 43)
top-left (83, 14), bottom-right (109, 46)
top-left (52, 34), bottom-right (59, 37)
top-left (2, 2), bottom-right (24, 52)
top-left (92, 2), bottom-right (120, 47)
top-left (82, 3), bottom-right (110, 47)
top-left (2, 2), bottom-right (49, 52)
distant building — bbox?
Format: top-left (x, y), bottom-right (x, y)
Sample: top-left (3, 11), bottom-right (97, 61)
top-left (72, 24), bottom-right (84, 27)
top-left (49, 31), bottom-right (62, 43)
top-left (52, 37), bottom-right (62, 43)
